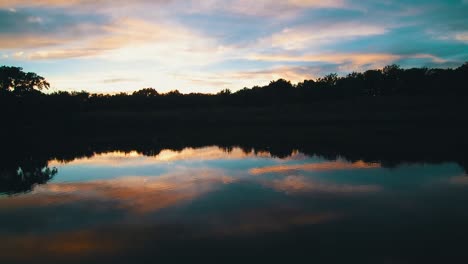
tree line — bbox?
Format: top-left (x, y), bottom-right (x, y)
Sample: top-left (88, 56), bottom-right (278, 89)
top-left (0, 62), bottom-right (467, 111)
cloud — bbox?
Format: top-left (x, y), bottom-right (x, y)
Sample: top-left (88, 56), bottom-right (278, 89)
top-left (247, 52), bottom-right (448, 72)
top-left (28, 49), bottom-right (101, 60)
top-left (0, 0), bottom-right (346, 19)
top-left (216, 0), bottom-right (347, 17)
top-left (0, 9), bottom-right (106, 50)
top-left (260, 22), bottom-right (387, 50)
top-left (1, 6), bottom-right (222, 61)
top-left (247, 53), bottom-right (402, 72)
top-left (410, 54), bottom-right (448, 63)
top-left (288, 0), bottom-right (345, 8)
top-left (429, 29), bottom-right (468, 44)
top-left (12, 51), bottom-right (24, 58)
top-left (230, 65), bottom-right (319, 83)
top-left (1, 168), bottom-right (233, 213)
top-left (101, 78), bottom-right (140, 84)
top-left (0, 0), bottom-right (173, 9)
top-left (167, 65), bottom-right (334, 91)
top-left (1, 0), bottom-right (347, 12)
top-left (264, 175), bottom-right (381, 194)
top-left (0, 34), bottom-right (72, 49)
top-left (248, 52), bottom-right (397, 63)
top-left (454, 31), bottom-right (468, 43)
top-left (10, 17), bottom-right (227, 64)
top-left (49, 147), bottom-right (270, 167)
top-left (250, 160), bottom-right (380, 175)
top-left (17, 18), bottom-right (234, 74)
top-left (184, 78), bottom-right (234, 88)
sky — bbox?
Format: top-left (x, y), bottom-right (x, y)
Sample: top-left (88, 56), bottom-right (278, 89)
top-left (0, 0), bottom-right (467, 94)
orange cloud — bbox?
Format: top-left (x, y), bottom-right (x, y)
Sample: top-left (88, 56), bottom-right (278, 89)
top-left (48, 147), bottom-right (271, 167)
top-left (250, 160), bottom-right (380, 175)
top-left (247, 52), bottom-right (448, 72)
top-left (228, 66), bottom-right (317, 84)
top-left (29, 48), bottom-right (102, 60)
top-left (6, 17), bottom-right (226, 64)
top-left (248, 53), bottom-right (401, 65)
top-left (0, 169), bottom-right (234, 213)
top-left (0, 35), bottom-right (68, 49)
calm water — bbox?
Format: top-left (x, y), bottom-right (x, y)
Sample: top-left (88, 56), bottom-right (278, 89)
top-left (1, 146), bottom-right (468, 263)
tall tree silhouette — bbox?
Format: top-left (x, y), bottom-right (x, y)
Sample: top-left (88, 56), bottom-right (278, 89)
top-left (0, 66), bottom-right (50, 95)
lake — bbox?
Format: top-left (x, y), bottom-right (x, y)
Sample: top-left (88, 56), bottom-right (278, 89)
top-left (1, 144), bottom-right (468, 263)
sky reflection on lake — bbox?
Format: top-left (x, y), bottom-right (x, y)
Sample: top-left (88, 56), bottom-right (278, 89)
top-left (1, 146), bottom-right (468, 263)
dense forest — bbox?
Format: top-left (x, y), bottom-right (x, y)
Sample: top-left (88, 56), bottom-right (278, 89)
top-left (1, 62), bottom-right (468, 129)
top-left (1, 62), bottom-right (467, 110)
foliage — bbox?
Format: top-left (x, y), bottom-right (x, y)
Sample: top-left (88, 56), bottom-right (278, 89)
top-left (0, 66), bottom-right (50, 95)
top-left (0, 62), bottom-right (467, 110)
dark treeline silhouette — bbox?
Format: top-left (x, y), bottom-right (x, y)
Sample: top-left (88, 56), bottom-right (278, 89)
top-left (1, 63), bottom-right (467, 111)
top-left (1, 63), bottom-right (468, 130)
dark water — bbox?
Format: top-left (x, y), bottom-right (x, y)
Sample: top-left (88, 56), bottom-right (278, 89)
top-left (1, 145), bottom-right (468, 263)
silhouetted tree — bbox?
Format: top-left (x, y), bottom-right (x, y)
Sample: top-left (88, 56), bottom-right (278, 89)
top-left (133, 88), bottom-right (159, 97)
top-left (0, 66), bottom-right (50, 95)
top-left (363, 70), bottom-right (383, 96)
top-left (267, 79), bottom-right (294, 90)
top-left (399, 67), bottom-right (428, 95)
top-left (318, 73), bottom-right (339, 87)
top-left (217, 89), bottom-right (232, 96)
top-left (381, 64), bottom-right (402, 95)
top-left (166, 90), bottom-right (182, 97)
top-left (296, 79), bottom-right (316, 90)
top-left (0, 156), bottom-right (57, 195)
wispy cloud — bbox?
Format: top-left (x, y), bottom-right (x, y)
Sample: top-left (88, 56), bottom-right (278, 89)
top-left (214, 0), bottom-right (347, 17)
top-left (454, 31), bottom-right (468, 43)
top-left (10, 17), bottom-right (227, 65)
top-left (263, 175), bottom-right (381, 194)
top-left (248, 52), bottom-right (398, 64)
top-left (250, 160), bottom-right (380, 175)
top-left (2, 168), bottom-right (233, 213)
top-left (102, 78), bottom-right (140, 84)
top-left (1, 0), bottom-right (346, 17)
top-left (0, 0), bottom-right (173, 9)
top-left (259, 22), bottom-right (387, 51)
top-left (247, 52), bottom-right (448, 72)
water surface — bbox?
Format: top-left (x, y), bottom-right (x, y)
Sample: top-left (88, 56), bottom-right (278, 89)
top-left (1, 146), bottom-right (468, 263)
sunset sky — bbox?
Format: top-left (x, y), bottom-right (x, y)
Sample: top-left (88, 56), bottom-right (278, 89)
top-left (0, 0), bottom-right (467, 94)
